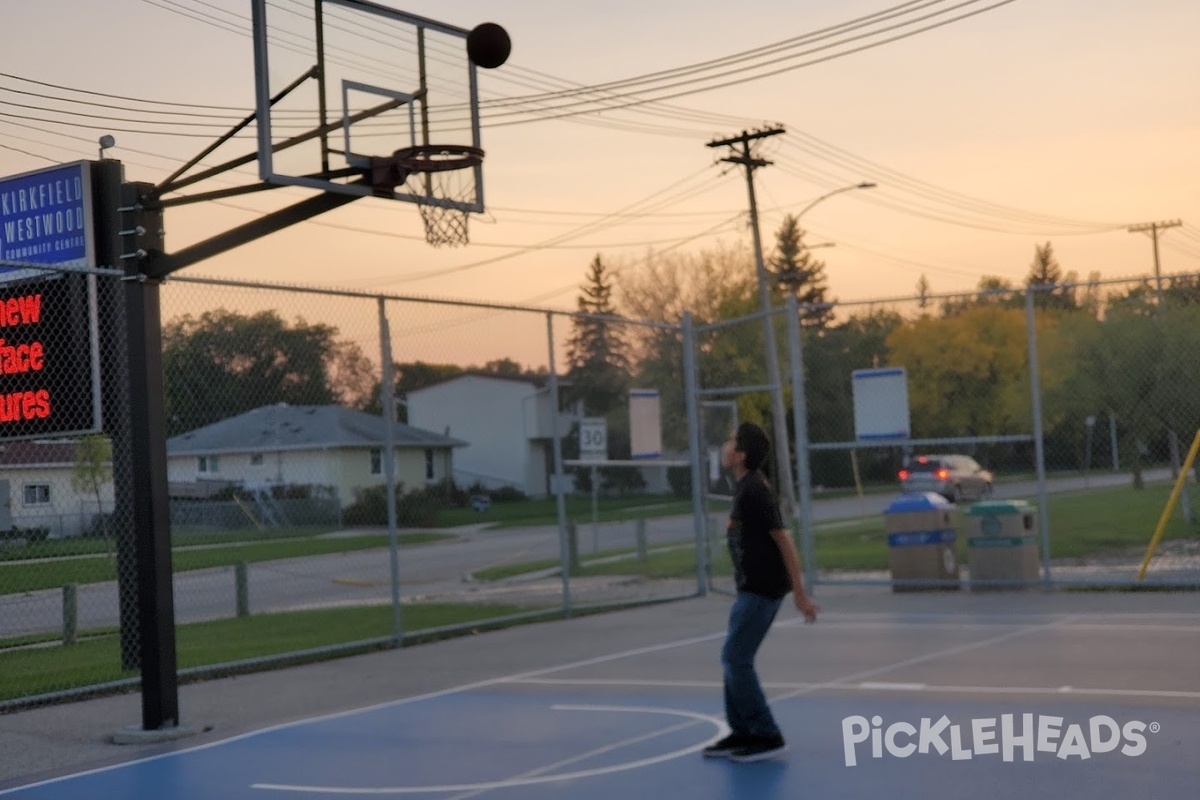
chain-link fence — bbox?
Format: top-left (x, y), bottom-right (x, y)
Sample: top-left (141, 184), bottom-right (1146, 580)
top-left (789, 276), bottom-right (1200, 592)
top-left (4, 252), bottom-right (1199, 712)
top-left (0, 269), bottom-right (708, 710)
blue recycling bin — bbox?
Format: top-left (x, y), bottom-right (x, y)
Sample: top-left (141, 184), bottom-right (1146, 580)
top-left (884, 492), bottom-right (961, 592)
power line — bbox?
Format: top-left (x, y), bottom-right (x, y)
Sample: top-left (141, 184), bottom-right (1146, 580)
top-left (344, 166), bottom-right (736, 288)
top-left (480, 0), bottom-right (957, 109)
top-left (0, 141), bottom-right (59, 163)
top-left (480, 1), bottom-right (1022, 126)
top-left (777, 136), bottom-right (1122, 231)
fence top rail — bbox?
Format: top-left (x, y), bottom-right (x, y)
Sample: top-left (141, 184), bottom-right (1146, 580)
top-left (563, 459), bottom-right (690, 467)
top-left (694, 306), bottom-right (780, 332)
top-left (0, 259), bottom-right (124, 278)
top-left (805, 268), bottom-right (1200, 312)
top-left (809, 434), bottom-right (1036, 451)
top-left (164, 272), bottom-right (680, 330)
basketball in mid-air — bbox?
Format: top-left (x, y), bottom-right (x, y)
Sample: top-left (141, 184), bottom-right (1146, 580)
top-left (467, 22), bottom-right (511, 69)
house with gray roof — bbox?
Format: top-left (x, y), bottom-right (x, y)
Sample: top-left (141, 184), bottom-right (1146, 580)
top-left (166, 403), bottom-right (466, 509)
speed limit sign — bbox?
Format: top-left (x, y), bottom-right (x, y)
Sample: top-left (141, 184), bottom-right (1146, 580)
top-left (579, 417), bottom-right (607, 462)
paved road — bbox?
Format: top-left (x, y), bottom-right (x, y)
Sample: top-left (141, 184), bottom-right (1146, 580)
top-left (0, 468), bottom-right (1171, 638)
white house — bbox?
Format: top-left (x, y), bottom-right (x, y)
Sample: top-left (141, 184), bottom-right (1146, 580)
top-left (0, 440), bottom-right (114, 538)
top-left (405, 374), bottom-right (580, 497)
top-left (166, 403), bottom-right (466, 508)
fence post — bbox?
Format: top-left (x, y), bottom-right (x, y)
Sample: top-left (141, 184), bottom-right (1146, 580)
top-left (235, 561), bottom-right (250, 618)
top-left (785, 295), bottom-right (817, 592)
top-left (62, 584), bottom-right (78, 645)
top-left (1025, 289), bottom-right (1053, 587)
top-left (682, 311), bottom-right (708, 596)
top-left (546, 313), bottom-right (573, 616)
top-left (378, 298), bottom-right (403, 644)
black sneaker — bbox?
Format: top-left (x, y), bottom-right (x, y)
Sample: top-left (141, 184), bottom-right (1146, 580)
top-left (702, 733), bottom-right (752, 758)
top-left (729, 735), bottom-right (788, 762)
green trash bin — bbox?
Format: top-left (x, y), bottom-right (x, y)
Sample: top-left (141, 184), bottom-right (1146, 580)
top-left (965, 500), bottom-right (1041, 590)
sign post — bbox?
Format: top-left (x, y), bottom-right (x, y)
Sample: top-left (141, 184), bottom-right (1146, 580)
top-left (579, 417), bottom-right (607, 551)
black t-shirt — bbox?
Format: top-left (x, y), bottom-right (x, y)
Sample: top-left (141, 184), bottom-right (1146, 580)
top-left (727, 470), bottom-right (791, 599)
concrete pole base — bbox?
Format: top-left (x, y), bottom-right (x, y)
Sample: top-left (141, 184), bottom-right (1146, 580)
top-left (110, 721), bottom-right (207, 745)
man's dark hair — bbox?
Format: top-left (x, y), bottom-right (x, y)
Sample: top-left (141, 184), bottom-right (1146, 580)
top-left (735, 422), bottom-right (771, 473)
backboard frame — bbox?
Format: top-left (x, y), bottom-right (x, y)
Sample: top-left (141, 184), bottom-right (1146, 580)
top-left (250, 0), bottom-right (485, 213)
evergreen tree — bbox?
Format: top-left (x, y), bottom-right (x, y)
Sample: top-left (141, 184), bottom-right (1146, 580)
top-left (565, 255), bottom-right (631, 415)
top-left (916, 274), bottom-right (931, 312)
top-left (769, 214), bottom-right (834, 328)
top-left (1026, 241), bottom-right (1078, 310)
top-left (565, 256), bottom-right (641, 493)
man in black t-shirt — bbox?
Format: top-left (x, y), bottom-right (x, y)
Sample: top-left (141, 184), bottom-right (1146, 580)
top-left (703, 422), bottom-right (818, 763)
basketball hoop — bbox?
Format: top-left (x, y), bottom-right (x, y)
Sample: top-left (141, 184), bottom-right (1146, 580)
top-left (391, 145), bottom-right (484, 247)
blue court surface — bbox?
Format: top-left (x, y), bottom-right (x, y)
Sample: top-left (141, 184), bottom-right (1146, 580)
top-left (3, 606), bottom-right (1198, 799)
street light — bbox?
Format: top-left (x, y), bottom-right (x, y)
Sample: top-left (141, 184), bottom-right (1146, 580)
top-left (795, 181), bottom-right (877, 221)
top-left (774, 182), bottom-right (875, 293)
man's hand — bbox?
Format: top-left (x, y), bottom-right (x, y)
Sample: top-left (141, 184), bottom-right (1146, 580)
top-left (794, 590), bottom-right (818, 623)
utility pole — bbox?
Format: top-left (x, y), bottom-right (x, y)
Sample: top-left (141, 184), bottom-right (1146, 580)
top-left (1129, 219), bottom-right (1191, 520)
top-left (1128, 219), bottom-right (1182, 306)
top-left (707, 126), bottom-right (797, 521)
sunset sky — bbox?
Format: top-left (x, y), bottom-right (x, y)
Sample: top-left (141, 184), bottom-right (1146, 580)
top-left (3, 0), bottom-right (1199, 325)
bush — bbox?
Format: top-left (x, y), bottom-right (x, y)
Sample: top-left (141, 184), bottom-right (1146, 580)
top-left (0, 526), bottom-right (50, 543)
top-left (343, 484), bottom-right (440, 528)
top-left (424, 479), bottom-right (468, 508)
top-left (489, 486), bottom-right (528, 504)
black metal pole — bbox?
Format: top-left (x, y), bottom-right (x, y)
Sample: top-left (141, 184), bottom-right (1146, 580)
top-left (119, 181), bottom-right (180, 730)
top-left (92, 161), bottom-right (141, 672)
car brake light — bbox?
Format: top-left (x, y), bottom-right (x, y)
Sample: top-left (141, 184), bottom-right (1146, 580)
top-left (898, 469), bottom-right (909, 480)
top-left (936, 468), bottom-right (949, 480)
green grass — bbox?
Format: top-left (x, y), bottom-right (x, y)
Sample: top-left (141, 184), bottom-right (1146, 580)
top-left (462, 482), bottom-right (1200, 580)
top-left (436, 495), bottom-right (691, 529)
top-left (1042, 481), bottom-right (1196, 560)
top-left (0, 526), bottom-right (343, 562)
top-left (472, 558), bottom-right (565, 582)
top-left (0, 532), bottom-right (453, 594)
top-left (0, 602), bottom-right (543, 702)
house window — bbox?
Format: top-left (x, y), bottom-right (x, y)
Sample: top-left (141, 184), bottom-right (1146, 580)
top-left (370, 448), bottom-right (382, 475)
top-left (424, 448), bottom-right (435, 481)
top-left (23, 484), bottom-right (50, 506)
top-left (198, 456), bottom-right (219, 474)
top-left (250, 453), bottom-right (264, 466)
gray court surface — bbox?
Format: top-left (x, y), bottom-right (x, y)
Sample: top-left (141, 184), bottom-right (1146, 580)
top-left (1, 587), bottom-right (1196, 798)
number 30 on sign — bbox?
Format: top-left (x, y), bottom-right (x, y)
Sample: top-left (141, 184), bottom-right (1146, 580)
top-left (579, 417), bottom-right (607, 462)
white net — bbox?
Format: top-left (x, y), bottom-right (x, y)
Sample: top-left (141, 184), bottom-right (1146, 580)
top-left (398, 147), bottom-right (481, 248)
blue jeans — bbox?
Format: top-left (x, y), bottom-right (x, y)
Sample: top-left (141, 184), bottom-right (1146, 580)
top-left (721, 591), bottom-right (784, 739)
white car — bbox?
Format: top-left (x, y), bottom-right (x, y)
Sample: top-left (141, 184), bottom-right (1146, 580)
top-left (899, 454), bottom-right (994, 502)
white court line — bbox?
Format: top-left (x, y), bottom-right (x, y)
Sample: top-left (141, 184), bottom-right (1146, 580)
top-left (251, 705), bottom-right (726, 795)
top-left (510, 677), bottom-right (1200, 701)
top-left (442, 715), bottom-right (708, 800)
top-left (1054, 623), bottom-right (1200, 633)
top-left (766, 615), bottom-right (1079, 705)
top-left (858, 681), bottom-right (927, 691)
